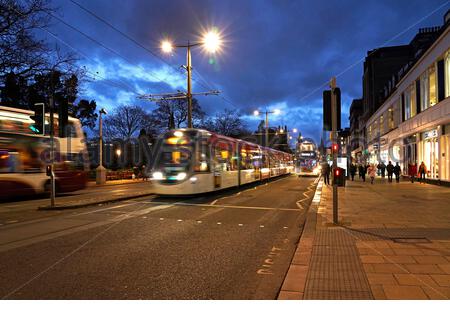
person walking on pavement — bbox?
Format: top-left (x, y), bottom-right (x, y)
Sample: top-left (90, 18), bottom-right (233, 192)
top-left (350, 163), bottom-right (357, 181)
top-left (386, 161), bottom-right (394, 183)
top-left (367, 163), bottom-right (376, 184)
top-left (393, 162), bottom-right (401, 183)
top-left (380, 162), bottom-right (386, 178)
top-left (418, 161), bottom-right (427, 183)
top-left (408, 162), bottom-right (417, 183)
top-left (322, 162), bottom-right (331, 185)
top-left (358, 163), bottom-right (366, 182)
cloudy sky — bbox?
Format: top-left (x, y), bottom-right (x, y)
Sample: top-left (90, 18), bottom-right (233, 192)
top-left (44, 0), bottom-right (449, 142)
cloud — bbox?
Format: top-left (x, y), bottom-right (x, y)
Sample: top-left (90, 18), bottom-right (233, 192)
top-left (49, 0), bottom-right (448, 141)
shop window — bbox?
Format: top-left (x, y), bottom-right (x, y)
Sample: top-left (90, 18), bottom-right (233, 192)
top-left (429, 65), bottom-right (437, 107)
top-left (420, 70), bottom-right (429, 111)
top-left (388, 107), bottom-right (394, 130)
top-left (445, 50), bottom-right (450, 98)
top-left (379, 114), bottom-right (384, 135)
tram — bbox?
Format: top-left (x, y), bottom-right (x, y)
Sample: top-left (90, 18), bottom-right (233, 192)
top-left (151, 129), bottom-right (294, 195)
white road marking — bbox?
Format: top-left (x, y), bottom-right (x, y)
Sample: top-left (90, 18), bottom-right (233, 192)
top-left (137, 201), bottom-right (300, 212)
top-left (196, 220), bottom-right (202, 224)
top-left (217, 222), bottom-right (222, 225)
top-left (283, 226), bottom-right (288, 229)
top-left (238, 223), bottom-right (243, 227)
top-left (210, 199), bottom-right (219, 205)
top-left (177, 219), bottom-right (183, 222)
top-left (159, 218), bottom-right (164, 221)
top-left (260, 225), bottom-right (264, 228)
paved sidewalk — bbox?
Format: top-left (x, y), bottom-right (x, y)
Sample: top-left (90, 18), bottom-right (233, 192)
top-left (279, 177), bottom-right (450, 300)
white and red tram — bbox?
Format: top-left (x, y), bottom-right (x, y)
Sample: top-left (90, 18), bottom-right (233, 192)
top-left (151, 129), bottom-right (294, 195)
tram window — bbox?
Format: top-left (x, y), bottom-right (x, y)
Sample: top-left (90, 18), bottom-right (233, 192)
top-left (214, 144), bottom-right (233, 171)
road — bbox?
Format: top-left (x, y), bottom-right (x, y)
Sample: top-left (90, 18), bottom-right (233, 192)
top-left (0, 175), bottom-right (317, 299)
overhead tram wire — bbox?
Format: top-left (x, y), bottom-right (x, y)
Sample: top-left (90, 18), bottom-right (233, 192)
top-left (46, 11), bottom-right (169, 85)
top-left (69, 0), bottom-right (243, 110)
top-left (69, 0), bottom-right (213, 91)
top-left (7, 5), bottom-right (142, 96)
top-left (295, 0), bottom-right (450, 103)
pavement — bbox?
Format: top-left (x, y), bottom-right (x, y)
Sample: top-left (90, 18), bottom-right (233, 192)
top-left (278, 176), bottom-right (450, 300)
top-left (0, 175), bottom-right (317, 299)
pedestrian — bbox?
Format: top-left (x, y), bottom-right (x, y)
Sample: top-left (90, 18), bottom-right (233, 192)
top-left (367, 163), bottom-right (376, 184)
top-left (393, 162), bottom-right (401, 183)
top-left (408, 162), bottom-right (417, 183)
top-left (350, 163), bottom-right (357, 181)
top-left (386, 161), bottom-right (394, 183)
top-left (322, 162), bottom-right (330, 185)
top-left (358, 163), bottom-right (366, 182)
top-left (141, 164), bottom-right (148, 181)
top-left (418, 161), bottom-right (427, 183)
top-left (380, 162), bottom-right (386, 178)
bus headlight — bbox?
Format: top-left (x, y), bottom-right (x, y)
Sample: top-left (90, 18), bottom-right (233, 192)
top-left (152, 171), bottom-right (163, 180)
top-left (176, 172), bottom-right (187, 180)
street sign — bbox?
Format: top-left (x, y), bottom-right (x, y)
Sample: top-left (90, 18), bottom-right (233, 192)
top-left (323, 88), bottom-right (341, 131)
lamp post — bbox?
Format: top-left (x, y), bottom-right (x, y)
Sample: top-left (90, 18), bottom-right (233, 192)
top-left (96, 108), bottom-right (107, 185)
top-left (161, 30), bottom-right (222, 128)
top-left (253, 108), bottom-right (280, 147)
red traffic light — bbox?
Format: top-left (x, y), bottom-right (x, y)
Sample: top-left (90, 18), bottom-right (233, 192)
top-left (335, 168), bottom-right (340, 176)
top-left (332, 143), bottom-right (339, 152)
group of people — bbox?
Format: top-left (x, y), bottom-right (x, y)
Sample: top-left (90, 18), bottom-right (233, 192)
top-left (322, 160), bottom-right (429, 185)
top-left (349, 161), bottom-right (401, 184)
top-left (407, 161), bottom-right (428, 183)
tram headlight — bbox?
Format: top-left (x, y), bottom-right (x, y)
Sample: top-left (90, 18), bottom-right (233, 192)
top-left (176, 172), bottom-right (187, 180)
top-left (152, 171), bottom-right (164, 180)
top-left (189, 176), bottom-right (198, 183)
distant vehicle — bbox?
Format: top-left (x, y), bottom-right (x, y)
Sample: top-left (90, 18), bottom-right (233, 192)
top-left (151, 129), bottom-right (294, 195)
top-left (0, 106), bottom-right (89, 199)
top-left (295, 138), bottom-right (319, 176)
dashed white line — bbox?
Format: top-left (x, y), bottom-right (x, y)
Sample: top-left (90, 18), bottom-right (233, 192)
top-left (217, 222), bottom-right (222, 225)
top-left (238, 223), bottom-right (243, 227)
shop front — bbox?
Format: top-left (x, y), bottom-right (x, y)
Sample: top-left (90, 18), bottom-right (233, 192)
top-left (419, 128), bottom-right (439, 179)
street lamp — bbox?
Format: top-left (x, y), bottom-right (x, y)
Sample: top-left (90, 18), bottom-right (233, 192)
top-left (160, 29), bottom-right (223, 128)
top-left (96, 108), bottom-right (107, 185)
top-left (252, 108), bottom-right (281, 147)
top-left (116, 149), bottom-right (122, 157)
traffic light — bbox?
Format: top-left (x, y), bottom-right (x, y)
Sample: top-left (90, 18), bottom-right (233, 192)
top-left (332, 143), bottom-right (339, 153)
top-left (58, 99), bottom-right (69, 138)
top-left (30, 103), bottom-right (45, 134)
top-left (323, 88), bottom-right (341, 131)
top-left (333, 167), bottom-right (346, 186)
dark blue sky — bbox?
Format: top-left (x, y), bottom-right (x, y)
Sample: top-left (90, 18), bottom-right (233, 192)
top-left (46, 0), bottom-right (449, 142)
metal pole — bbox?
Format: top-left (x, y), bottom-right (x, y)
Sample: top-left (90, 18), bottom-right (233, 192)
top-left (187, 44), bottom-right (193, 128)
top-left (99, 112), bottom-right (103, 167)
top-left (49, 95), bottom-right (55, 207)
top-left (331, 77), bottom-right (338, 224)
top-left (265, 111), bottom-right (269, 148)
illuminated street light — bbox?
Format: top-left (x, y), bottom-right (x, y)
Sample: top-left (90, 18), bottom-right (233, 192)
top-left (253, 108), bottom-right (282, 147)
top-left (161, 40), bottom-right (173, 53)
top-left (159, 28), bottom-right (224, 128)
top-left (202, 30), bottom-right (222, 53)
top-left (116, 149), bottom-right (121, 157)
top-left (292, 128), bottom-right (298, 133)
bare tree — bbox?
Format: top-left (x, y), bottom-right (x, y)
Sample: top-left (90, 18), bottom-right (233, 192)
top-left (200, 109), bottom-right (250, 138)
top-left (0, 0), bottom-right (53, 78)
top-left (103, 105), bottom-right (156, 141)
top-left (152, 98), bottom-right (205, 130)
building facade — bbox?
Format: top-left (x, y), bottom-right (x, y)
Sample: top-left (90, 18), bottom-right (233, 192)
top-left (365, 23), bottom-right (450, 181)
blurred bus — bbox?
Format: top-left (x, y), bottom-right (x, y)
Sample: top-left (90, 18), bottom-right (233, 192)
top-left (0, 106), bottom-right (89, 199)
top-left (295, 138), bottom-right (319, 176)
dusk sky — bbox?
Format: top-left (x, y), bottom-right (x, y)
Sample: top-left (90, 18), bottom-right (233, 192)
top-left (45, 0), bottom-right (449, 142)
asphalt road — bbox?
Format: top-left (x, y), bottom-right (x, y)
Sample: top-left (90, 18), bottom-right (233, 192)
top-left (0, 175), bottom-right (317, 299)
